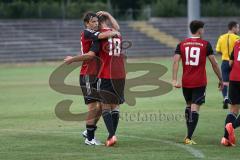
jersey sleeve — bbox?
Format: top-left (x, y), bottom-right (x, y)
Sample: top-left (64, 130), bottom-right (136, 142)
top-left (216, 36), bottom-right (222, 53)
top-left (206, 42), bottom-right (214, 56)
top-left (175, 43), bottom-right (181, 55)
top-left (89, 40), bottom-right (100, 54)
top-left (84, 30), bottom-right (100, 41)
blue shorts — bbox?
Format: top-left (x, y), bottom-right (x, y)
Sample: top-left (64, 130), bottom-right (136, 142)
top-left (221, 60), bottom-right (231, 82)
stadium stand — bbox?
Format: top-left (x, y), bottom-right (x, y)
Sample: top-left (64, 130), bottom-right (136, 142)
top-left (149, 17), bottom-right (240, 49)
top-left (0, 17), bottom-right (240, 62)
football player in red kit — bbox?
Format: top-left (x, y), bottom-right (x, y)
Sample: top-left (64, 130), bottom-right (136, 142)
top-left (66, 11), bottom-right (124, 147)
top-left (64, 12), bottom-right (119, 146)
top-left (96, 11), bottom-right (125, 147)
top-left (172, 20), bottom-right (223, 145)
top-left (221, 40), bottom-right (240, 147)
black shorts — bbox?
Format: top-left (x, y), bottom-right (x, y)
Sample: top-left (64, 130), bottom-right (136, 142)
top-left (99, 78), bottom-right (125, 104)
top-left (221, 60), bottom-right (231, 82)
top-left (229, 81), bottom-right (240, 105)
top-left (182, 86), bottom-right (206, 105)
top-left (80, 75), bottom-right (100, 104)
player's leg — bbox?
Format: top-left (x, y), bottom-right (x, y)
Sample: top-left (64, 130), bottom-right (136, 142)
top-left (221, 61), bottom-right (230, 109)
top-left (231, 106), bottom-right (240, 129)
top-left (223, 81), bottom-right (240, 145)
top-left (94, 101), bottom-right (102, 125)
top-left (185, 103), bottom-right (191, 130)
top-left (80, 75), bottom-right (102, 145)
top-left (99, 78), bottom-right (115, 138)
top-left (111, 104), bottom-right (120, 134)
top-left (224, 104), bottom-right (239, 145)
top-left (187, 103), bottom-right (200, 140)
top-left (182, 88), bottom-right (193, 138)
top-left (110, 79), bottom-right (125, 135)
top-left (102, 103), bottom-right (114, 138)
top-left (99, 78), bottom-right (123, 146)
top-left (85, 102), bottom-right (99, 142)
top-left (186, 86), bottom-right (206, 144)
top-left (223, 105), bottom-right (238, 140)
top-left (223, 81), bottom-right (238, 140)
top-left (82, 101), bottom-right (102, 138)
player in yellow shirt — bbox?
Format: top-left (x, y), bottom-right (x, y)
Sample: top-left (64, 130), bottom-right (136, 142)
top-left (216, 21), bottom-right (239, 109)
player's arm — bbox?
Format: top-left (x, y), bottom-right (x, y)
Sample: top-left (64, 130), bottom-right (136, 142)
top-left (64, 41), bottom-right (99, 64)
top-left (172, 44), bottom-right (181, 88)
top-left (97, 11), bottom-right (120, 31)
top-left (98, 31), bottom-right (120, 39)
top-left (207, 42), bottom-right (224, 90)
top-left (86, 29), bottom-right (119, 40)
top-left (64, 51), bottom-right (96, 64)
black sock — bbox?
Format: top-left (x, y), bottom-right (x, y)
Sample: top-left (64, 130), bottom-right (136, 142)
top-left (111, 109), bottom-right (120, 134)
top-left (102, 109), bottom-right (114, 139)
top-left (224, 113), bottom-right (236, 139)
top-left (232, 114), bottom-right (240, 129)
top-left (187, 111), bottom-right (199, 139)
top-left (86, 124), bottom-right (96, 141)
top-left (185, 106), bottom-right (191, 130)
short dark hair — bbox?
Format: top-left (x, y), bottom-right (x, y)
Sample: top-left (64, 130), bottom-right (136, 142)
top-left (228, 21), bottom-right (238, 30)
top-left (190, 20), bottom-right (205, 34)
top-left (83, 12), bottom-right (97, 24)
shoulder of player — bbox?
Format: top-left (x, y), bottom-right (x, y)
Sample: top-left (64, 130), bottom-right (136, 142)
top-left (83, 29), bottom-right (100, 37)
top-left (201, 39), bottom-right (211, 44)
top-left (217, 33), bottom-right (229, 40)
top-left (84, 28), bottom-right (95, 33)
top-left (232, 34), bottom-right (240, 40)
top-left (203, 40), bottom-right (213, 49)
top-left (220, 33), bottom-right (239, 40)
top-left (182, 38), bottom-right (209, 44)
top-left (178, 38), bottom-right (189, 45)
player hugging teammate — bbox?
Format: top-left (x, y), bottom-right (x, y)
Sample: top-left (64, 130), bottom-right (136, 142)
top-left (64, 11), bottom-right (125, 147)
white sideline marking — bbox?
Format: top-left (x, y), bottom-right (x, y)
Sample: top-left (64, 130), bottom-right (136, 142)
top-left (1, 129), bottom-right (205, 158)
top-left (120, 134), bottom-right (205, 159)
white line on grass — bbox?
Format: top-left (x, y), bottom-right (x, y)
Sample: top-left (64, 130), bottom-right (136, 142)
top-left (1, 129), bottom-right (205, 159)
top-left (119, 134), bottom-right (205, 159)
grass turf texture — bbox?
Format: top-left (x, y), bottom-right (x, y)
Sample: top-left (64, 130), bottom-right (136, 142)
top-left (0, 57), bottom-right (239, 160)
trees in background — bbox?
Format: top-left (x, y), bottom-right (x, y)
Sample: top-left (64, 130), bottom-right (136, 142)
top-left (0, 0), bottom-right (240, 19)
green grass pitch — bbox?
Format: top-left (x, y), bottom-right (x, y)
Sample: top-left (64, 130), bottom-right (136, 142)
top-left (0, 57), bottom-right (239, 160)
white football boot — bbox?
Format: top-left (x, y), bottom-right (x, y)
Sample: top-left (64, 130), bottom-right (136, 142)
top-left (85, 138), bottom-right (103, 146)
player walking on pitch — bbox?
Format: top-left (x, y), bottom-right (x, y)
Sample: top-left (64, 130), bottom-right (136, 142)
top-left (221, 40), bottom-right (240, 147)
top-left (172, 20), bottom-right (223, 145)
top-left (216, 21), bottom-right (239, 109)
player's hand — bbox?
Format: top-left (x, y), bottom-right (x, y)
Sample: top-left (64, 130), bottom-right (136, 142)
top-left (218, 80), bottom-right (224, 91)
top-left (113, 31), bottom-right (121, 37)
top-left (172, 80), bottom-right (181, 88)
top-left (96, 11), bottom-right (110, 17)
top-left (64, 56), bottom-right (73, 65)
